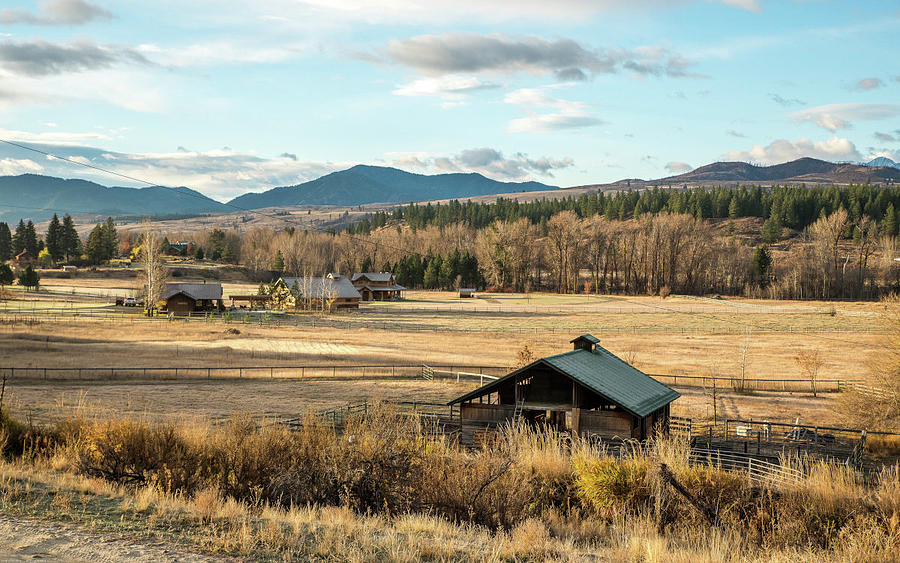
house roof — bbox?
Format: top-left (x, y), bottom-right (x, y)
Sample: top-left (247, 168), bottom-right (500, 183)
top-left (161, 283), bottom-right (223, 301)
top-left (280, 276), bottom-right (362, 300)
top-left (448, 344), bottom-right (679, 417)
top-left (358, 284), bottom-right (406, 292)
top-left (351, 272), bottom-right (394, 283)
top-left (571, 334), bottom-right (600, 344)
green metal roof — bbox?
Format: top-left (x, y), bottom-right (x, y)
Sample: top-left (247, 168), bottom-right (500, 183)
top-left (570, 334), bottom-right (600, 344)
top-left (449, 344), bottom-right (679, 418)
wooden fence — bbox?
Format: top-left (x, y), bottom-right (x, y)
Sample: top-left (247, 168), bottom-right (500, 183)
top-left (0, 308), bottom-right (885, 336)
top-left (0, 364), bottom-right (508, 382)
top-left (0, 363), bottom-right (858, 394)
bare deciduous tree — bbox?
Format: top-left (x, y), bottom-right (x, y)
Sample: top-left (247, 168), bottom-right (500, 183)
top-left (140, 224), bottom-right (168, 316)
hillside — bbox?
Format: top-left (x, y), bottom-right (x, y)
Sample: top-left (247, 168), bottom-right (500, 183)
top-left (0, 174), bottom-right (230, 223)
top-left (656, 157), bottom-right (900, 185)
top-left (228, 165), bottom-right (557, 209)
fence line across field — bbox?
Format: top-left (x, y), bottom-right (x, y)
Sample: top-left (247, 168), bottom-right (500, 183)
top-left (0, 364), bottom-right (509, 382)
top-left (0, 363), bottom-right (860, 393)
top-left (0, 310), bottom-right (885, 336)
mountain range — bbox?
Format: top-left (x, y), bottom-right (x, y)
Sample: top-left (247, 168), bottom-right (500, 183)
top-left (227, 165), bottom-right (555, 209)
top-left (0, 174), bottom-right (231, 224)
top-left (643, 157), bottom-right (900, 186)
top-left (1, 158), bottom-right (899, 224)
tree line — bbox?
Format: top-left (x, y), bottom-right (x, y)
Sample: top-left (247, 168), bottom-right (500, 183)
top-left (347, 183), bottom-right (900, 239)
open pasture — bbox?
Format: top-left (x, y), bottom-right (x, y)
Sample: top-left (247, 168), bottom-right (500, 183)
top-left (0, 277), bottom-right (888, 430)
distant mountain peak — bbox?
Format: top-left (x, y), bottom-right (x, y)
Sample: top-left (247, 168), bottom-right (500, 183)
top-left (228, 165), bottom-right (557, 209)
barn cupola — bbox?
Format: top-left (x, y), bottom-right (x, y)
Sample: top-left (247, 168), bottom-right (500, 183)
top-left (570, 334), bottom-right (600, 352)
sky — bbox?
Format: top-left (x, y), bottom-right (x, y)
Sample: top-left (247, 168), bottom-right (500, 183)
top-left (0, 0), bottom-right (898, 202)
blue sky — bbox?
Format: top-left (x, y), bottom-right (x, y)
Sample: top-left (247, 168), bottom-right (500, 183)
top-left (0, 0), bottom-right (898, 201)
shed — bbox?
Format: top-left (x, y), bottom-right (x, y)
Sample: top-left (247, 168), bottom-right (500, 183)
top-left (448, 334), bottom-right (679, 444)
top-left (160, 283), bottom-right (224, 314)
top-left (458, 288), bottom-right (476, 298)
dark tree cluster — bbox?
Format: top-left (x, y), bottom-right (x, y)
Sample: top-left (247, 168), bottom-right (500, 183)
top-left (347, 183), bottom-right (900, 240)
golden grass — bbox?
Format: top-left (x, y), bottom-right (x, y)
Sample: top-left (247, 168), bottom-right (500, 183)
top-left (3, 415), bottom-right (900, 562)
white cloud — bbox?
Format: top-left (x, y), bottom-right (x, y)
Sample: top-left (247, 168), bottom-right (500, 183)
top-left (381, 33), bottom-right (703, 80)
top-left (0, 157), bottom-right (43, 175)
top-left (0, 127), bottom-right (112, 144)
top-left (504, 87), bottom-right (602, 133)
top-left (855, 77), bottom-right (882, 90)
top-left (392, 75), bottom-right (499, 100)
top-left (261, 0), bottom-right (761, 23)
top-left (664, 161), bottom-right (693, 173)
top-left (718, 0), bottom-right (761, 12)
top-left (791, 103), bottom-right (900, 132)
top-left (724, 136), bottom-right (862, 164)
top-left (0, 0), bottom-right (112, 26)
top-left (388, 146), bottom-right (573, 181)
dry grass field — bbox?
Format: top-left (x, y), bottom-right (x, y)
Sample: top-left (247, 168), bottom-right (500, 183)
top-left (0, 276), bottom-right (889, 429)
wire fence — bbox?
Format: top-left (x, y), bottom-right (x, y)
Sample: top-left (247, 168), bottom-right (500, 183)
top-left (0, 364), bottom-right (509, 382)
top-left (0, 362), bottom-right (861, 396)
top-left (0, 308), bottom-right (885, 335)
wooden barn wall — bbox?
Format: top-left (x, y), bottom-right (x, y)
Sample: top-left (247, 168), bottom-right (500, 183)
top-left (579, 409), bottom-right (634, 440)
top-left (461, 403), bottom-right (515, 423)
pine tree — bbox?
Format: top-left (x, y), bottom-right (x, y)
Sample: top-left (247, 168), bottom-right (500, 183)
top-left (761, 215), bottom-right (783, 243)
top-left (19, 265), bottom-right (40, 290)
top-left (0, 222), bottom-right (11, 261)
top-left (728, 196), bottom-right (741, 219)
top-left (882, 203), bottom-right (898, 238)
top-left (21, 221), bottom-right (38, 257)
top-left (0, 263), bottom-right (13, 287)
top-left (86, 224), bottom-right (107, 264)
top-left (60, 214), bottom-right (80, 261)
top-left (423, 256), bottom-right (441, 289)
top-left (751, 245), bottom-right (772, 287)
top-left (272, 250), bottom-right (284, 272)
top-left (46, 214), bottom-right (62, 262)
top-left (102, 217), bottom-right (118, 260)
top-left (12, 219), bottom-right (26, 255)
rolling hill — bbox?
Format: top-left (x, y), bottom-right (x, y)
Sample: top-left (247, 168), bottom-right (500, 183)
top-left (653, 157), bottom-right (900, 185)
top-left (228, 164), bottom-right (557, 209)
top-left (0, 174), bottom-right (231, 224)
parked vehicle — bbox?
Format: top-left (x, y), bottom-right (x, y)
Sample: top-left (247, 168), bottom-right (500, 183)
top-left (124, 297), bottom-right (137, 307)
top-left (115, 297), bottom-right (124, 306)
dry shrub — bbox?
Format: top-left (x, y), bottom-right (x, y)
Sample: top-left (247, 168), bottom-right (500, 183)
top-left (73, 419), bottom-right (202, 492)
top-left (508, 517), bottom-right (554, 559)
top-left (574, 456), bottom-right (652, 513)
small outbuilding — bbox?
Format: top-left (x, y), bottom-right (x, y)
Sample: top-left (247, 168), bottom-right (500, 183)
top-left (160, 282), bottom-right (224, 314)
top-left (448, 334), bottom-right (679, 444)
top-left (458, 288), bottom-right (476, 298)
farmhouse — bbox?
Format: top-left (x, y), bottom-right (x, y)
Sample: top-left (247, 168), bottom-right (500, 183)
top-left (350, 272), bottom-right (406, 301)
top-left (449, 334), bottom-right (679, 444)
top-left (279, 273), bottom-right (362, 309)
top-left (160, 282), bottom-right (224, 314)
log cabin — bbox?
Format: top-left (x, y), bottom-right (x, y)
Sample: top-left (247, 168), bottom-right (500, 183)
top-left (448, 334), bottom-right (679, 444)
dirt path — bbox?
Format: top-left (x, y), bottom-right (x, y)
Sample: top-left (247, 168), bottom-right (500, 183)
top-left (0, 514), bottom-right (235, 562)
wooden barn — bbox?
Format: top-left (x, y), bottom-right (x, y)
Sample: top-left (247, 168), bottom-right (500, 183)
top-left (448, 334), bottom-right (679, 444)
top-left (351, 272), bottom-right (406, 301)
top-left (159, 283), bottom-right (224, 314)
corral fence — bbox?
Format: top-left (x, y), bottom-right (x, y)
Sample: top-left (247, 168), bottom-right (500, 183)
top-left (282, 400), bottom-right (460, 430)
top-left (650, 373), bottom-right (859, 394)
top-left (0, 364), bottom-right (509, 382)
top-left (692, 418), bottom-right (869, 466)
top-left (688, 447), bottom-right (806, 486)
